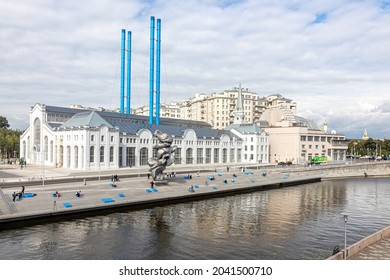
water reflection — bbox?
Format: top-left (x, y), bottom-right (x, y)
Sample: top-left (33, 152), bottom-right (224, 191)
top-left (1, 178), bottom-right (390, 260)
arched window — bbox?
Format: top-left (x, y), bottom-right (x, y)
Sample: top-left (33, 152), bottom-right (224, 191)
top-left (33, 118), bottom-right (41, 148)
top-left (58, 145), bottom-right (64, 167)
top-left (186, 148), bottom-right (193, 164)
top-left (66, 146), bottom-right (71, 168)
top-left (22, 141), bottom-right (26, 159)
top-left (81, 146), bottom-right (84, 169)
top-left (139, 147), bottom-right (148, 166)
top-left (109, 146), bottom-right (114, 163)
top-left (90, 146), bottom-right (94, 163)
top-left (44, 136), bottom-right (48, 160)
top-left (100, 146), bottom-right (104, 162)
top-left (74, 146), bottom-right (79, 169)
top-left (27, 137), bottom-right (30, 159)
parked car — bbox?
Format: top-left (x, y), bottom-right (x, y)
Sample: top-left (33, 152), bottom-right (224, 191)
top-left (277, 162), bottom-right (292, 166)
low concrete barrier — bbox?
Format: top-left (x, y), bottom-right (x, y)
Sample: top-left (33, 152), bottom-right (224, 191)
top-left (327, 224), bottom-right (390, 260)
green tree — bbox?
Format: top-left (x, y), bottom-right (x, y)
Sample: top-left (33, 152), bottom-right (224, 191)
top-left (0, 116), bottom-right (9, 129)
top-left (347, 138), bottom-right (389, 157)
top-left (0, 127), bottom-right (22, 160)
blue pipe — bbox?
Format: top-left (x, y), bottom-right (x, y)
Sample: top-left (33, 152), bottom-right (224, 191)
top-left (126, 31), bottom-right (132, 114)
top-left (120, 29), bottom-right (126, 114)
top-left (156, 19), bottom-right (161, 125)
top-left (149, 16), bottom-right (155, 124)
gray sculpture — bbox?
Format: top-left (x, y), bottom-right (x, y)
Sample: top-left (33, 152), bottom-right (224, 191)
top-left (148, 130), bottom-right (177, 181)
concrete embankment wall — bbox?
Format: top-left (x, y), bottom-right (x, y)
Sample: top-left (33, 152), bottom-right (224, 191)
top-left (327, 225), bottom-right (390, 260)
top-left (289, 162), bottom-right (390, 179)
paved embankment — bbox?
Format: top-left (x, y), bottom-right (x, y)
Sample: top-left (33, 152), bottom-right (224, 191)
top-left (0, 169), bottom-right (320, 228)
top-left (2, 162), bottom-right (390, 188)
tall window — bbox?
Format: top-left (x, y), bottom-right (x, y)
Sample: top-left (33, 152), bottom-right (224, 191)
top-left (237, 148), bottom-right (242, 162)
top-left (175, 148), bottom-right (182, 164)
top-left (90, 146), bottom-right (94, 163)
top-left (100, 146), bottom-right (104, 162)
top-left (205, 148), bottom-right (211, 163)
top-left (110, 146), bottom-right (114, 163)
top-left (222, 148), bottom-right (227, 163)
top-left (44, 136), bottom-right (48, 160)
top-left (140, 147), bottom-right (149, 166)
top-left (119, 147), bottom-right (123, 167)
top-left (197, 148), bottom-right (203, 164)
top-left (214, 148), bottom-right (219, 163)
top-left (33, 118), bottom-right (41, 148)
top-left (186, 148), bottom-right (193, 164)
top-left (230, 148), bottom-right (235, 162)
top-left (126, 147), bottom-right (136, 167)
top-left (74, 146), bottom-right (78, 169)
top-left (66, 146), bottom-right (71, 168)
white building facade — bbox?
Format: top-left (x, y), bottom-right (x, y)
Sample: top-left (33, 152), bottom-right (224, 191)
top-left (20, 104), bottom-right (257, 170)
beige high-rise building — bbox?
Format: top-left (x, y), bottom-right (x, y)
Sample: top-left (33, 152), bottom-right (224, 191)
top-left (132, 103), bottom-right (181, 119)
top-left (180, 93), bottom-right (209, 122)
top-left (133, 86), bottom-right (285, 130)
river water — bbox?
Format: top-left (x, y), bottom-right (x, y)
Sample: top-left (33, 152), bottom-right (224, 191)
top-left (1, 177), bottom-right (390, 260)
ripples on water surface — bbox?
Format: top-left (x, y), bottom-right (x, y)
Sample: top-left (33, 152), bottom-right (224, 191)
top-left (1, 177), bottom-right (390, 260)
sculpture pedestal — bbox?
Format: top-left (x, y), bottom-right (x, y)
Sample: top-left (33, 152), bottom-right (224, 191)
top-left (154, 179), bottom-right (168, 185)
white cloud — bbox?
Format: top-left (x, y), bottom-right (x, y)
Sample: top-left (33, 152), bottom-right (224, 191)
top-left (1, 0), bottom-right (390, 138)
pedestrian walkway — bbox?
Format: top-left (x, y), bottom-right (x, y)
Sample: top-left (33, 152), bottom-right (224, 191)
top-left (0, 163), bottom-right (318, 227)
top-left (0, 162), bottom-right (278, 187)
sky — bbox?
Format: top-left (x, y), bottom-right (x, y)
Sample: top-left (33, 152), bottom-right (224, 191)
top-left (1, 0), bottom-right (390, 139)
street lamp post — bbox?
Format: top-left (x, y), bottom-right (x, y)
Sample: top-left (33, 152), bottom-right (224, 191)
top-left (98, 129), bottom-right (101, 182)
top-left (344, 214), bottom-right (348, 260)
top-left (42, 151), bottom-right (45, 186)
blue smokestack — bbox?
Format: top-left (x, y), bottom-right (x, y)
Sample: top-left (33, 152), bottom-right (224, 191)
top-left (155, 19), bottom-right (161, 125)
top-left (126, 31), bottom-right (132, 114)
top-left (120, 29), bottom-right (126, 114)
top-left (149, 16), bottom-right (155, 124)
